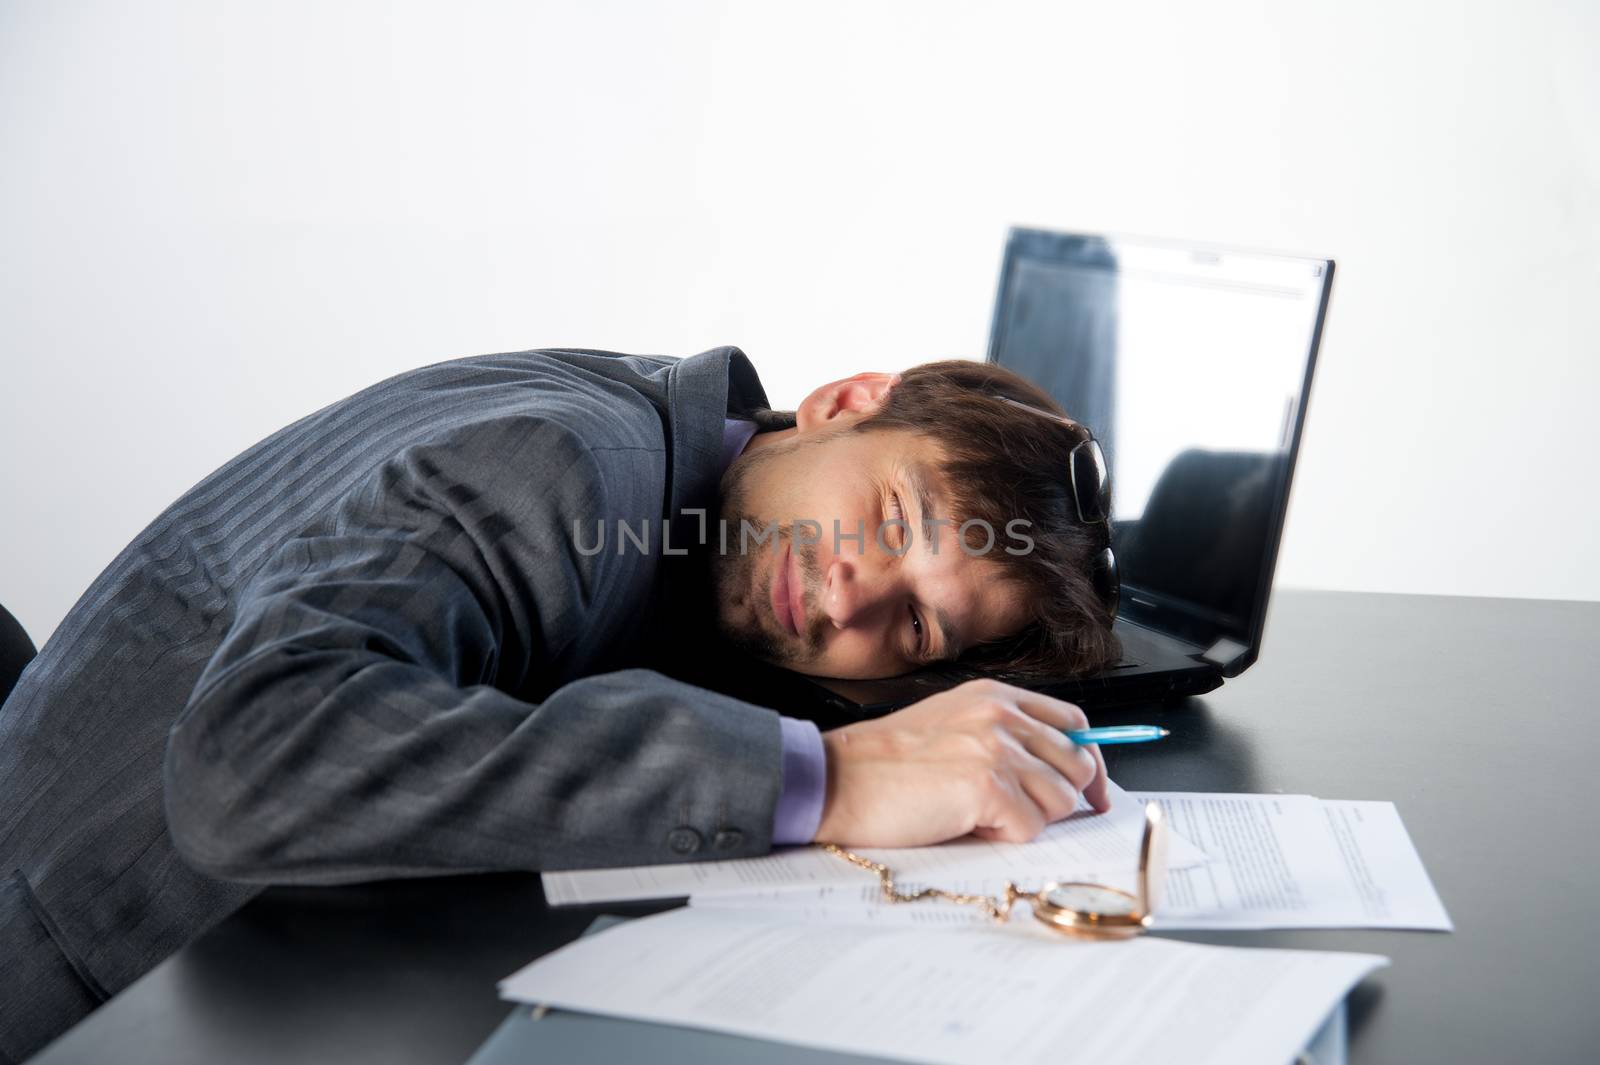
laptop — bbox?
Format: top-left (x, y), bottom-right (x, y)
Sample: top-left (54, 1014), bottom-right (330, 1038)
top-left (790, 228), bottom-right (1335, 717)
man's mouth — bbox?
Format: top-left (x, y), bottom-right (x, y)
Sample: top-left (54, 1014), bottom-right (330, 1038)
top-left (768, 542), bottom-right (805, 637)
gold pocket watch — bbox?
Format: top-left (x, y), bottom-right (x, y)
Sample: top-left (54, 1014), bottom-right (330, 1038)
top-left (823, 801), bottom-right (1169, 939)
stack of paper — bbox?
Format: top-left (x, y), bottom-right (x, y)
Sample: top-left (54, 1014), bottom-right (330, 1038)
top-left (500, 907), bottom-right (1385, 1065)
top-left (512, 781), bottom-right (1446, 1065)
top-left (543, 785), bottom-right (1452, 932)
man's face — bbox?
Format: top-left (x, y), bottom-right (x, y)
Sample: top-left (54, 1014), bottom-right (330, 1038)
top-left (711, 421), bottom-right (1031, 679)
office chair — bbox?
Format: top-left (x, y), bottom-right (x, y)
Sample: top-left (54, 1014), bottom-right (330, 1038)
top-left (0, 601), bottom-right (37, 707)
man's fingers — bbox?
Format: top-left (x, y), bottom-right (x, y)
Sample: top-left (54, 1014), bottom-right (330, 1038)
top-left (991, 684), bottom-right (1109, 813)
top-left (1080, 742), bottom-right (1111, 812)
top-left (1010, 714), bottom-right (1100, 796)
top-left (1001, 685), bottom-right (1091, 732)
top-left (972, 766), bottom-right (1047, 843)
top-left (1016, 754), bottom-right (1082, 824)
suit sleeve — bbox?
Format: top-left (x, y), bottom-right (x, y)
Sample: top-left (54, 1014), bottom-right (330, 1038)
top-left (162, 416), bottom-right (785, 884)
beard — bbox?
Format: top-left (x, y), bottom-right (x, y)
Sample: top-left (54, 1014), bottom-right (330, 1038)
top-left (711, 442), bottom-right (826, 670)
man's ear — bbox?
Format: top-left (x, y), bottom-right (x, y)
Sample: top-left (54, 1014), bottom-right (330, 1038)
top-left (794, 372), bottom-right (901, 433)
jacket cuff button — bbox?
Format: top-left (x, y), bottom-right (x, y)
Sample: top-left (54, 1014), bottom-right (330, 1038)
top-left (667, 827), bottom-right (703, 855)
top-left (712, 828), bottom-right (745, 851)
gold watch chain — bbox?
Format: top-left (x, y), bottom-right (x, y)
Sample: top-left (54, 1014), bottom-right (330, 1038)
top-left (821, 843), bottom-right (1023, 923)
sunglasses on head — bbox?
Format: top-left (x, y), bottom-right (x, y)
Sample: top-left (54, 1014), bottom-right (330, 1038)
top-left (993, 395), bottom-right (1121, 620)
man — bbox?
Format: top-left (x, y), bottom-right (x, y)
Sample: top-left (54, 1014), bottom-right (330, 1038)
top-left (0, 346), bottom-right (1118, 1061)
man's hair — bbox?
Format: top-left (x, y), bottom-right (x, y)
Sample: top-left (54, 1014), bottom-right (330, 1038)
top-left (855, 360), bottom-right (1121, 679)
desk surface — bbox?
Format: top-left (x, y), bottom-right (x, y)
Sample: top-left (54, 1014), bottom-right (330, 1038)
top-left (29, 590), bottom-right (1600, 1064)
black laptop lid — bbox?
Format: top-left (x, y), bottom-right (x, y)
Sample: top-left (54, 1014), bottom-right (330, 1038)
top-left (988, 229), bottom-right (1333, 676)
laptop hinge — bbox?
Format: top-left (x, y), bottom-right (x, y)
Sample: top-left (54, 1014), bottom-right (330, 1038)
top-left (1200, 637), bottom-right (1249, 672)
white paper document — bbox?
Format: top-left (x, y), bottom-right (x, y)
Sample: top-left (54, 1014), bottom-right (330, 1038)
top-left (500, 907), bottom-right (1387, 1065)
top-left (1133, 793), bottom-right (1451, 930)
top-left (542, 782), bottom-right (1208, 906)
top-left (696, 793), bottom-right (1452, 932)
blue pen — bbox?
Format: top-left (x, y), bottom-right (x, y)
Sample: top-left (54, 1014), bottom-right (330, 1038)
top-left (1064, 725), bottom-right (1169, 745)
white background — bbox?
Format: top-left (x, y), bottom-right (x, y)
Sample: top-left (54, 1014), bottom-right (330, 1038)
top-left (2, 0), bottom-right (1596, 647)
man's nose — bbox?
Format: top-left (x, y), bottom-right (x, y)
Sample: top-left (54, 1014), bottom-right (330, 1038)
top-left (822, 556), bottom-right (894, 630)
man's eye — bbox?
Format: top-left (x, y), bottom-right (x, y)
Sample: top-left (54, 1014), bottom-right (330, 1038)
top-left (908, 604), bottom-right (924, 655)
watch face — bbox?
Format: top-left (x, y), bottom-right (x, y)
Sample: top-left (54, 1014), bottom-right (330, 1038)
top-left (1042, 884), bottom-right (1138, 916)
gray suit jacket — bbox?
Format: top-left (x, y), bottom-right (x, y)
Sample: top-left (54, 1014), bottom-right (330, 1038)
top-left (0, 347), bottom-right (784, 1059)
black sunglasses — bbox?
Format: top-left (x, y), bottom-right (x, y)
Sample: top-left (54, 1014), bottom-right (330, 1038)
top-left (994, 396), bottom-right (1121, 620)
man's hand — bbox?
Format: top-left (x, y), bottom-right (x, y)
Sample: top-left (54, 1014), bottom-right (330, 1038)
top-left (813, 679), bottom-right (1109, 848)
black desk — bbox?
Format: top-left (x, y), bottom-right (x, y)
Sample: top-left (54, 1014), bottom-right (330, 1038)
top-left (28, 591), bottom-right (1600, 1064)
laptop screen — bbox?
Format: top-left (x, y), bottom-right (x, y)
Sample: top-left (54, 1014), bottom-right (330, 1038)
top-left (988, 229), bottom-right (1333, 665)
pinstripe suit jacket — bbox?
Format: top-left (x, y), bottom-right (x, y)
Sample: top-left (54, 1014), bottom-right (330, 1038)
top-left (0, 347), bottom-right (785, 1058)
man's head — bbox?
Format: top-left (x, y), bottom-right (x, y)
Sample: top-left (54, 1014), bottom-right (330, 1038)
top-left (711, 360), bottom-right (1120, 680)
